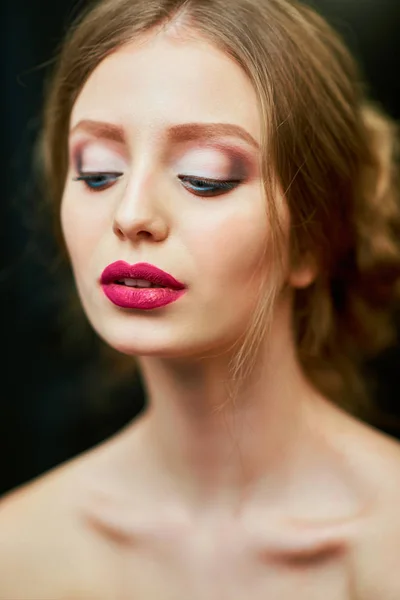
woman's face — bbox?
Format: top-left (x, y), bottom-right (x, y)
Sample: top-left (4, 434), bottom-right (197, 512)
top-left (62, 29), bottom-right (287, 358)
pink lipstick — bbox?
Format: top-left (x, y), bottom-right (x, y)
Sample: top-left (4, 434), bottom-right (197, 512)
top-left (100, 261), bottom-right (187, 310)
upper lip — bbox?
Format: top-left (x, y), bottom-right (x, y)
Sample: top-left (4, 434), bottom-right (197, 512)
top-left (100, 261), bottom-right (186, 290)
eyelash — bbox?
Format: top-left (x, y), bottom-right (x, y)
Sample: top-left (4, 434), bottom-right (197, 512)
top-left (72, 172), bottom-right (242, 197)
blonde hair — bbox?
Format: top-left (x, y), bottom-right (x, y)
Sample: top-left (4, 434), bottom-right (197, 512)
top-left (39, 0), bottom-right (400, 420)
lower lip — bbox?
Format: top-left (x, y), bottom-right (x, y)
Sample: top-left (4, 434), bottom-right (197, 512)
top-left (101, 283), bottom-right (187, 310)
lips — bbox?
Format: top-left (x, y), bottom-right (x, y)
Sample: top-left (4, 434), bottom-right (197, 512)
top-left (100, 261), bottom-right (186, 290)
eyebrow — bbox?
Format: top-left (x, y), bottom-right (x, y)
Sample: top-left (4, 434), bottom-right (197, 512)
top-left (69, 119), bottom-right (260, 150)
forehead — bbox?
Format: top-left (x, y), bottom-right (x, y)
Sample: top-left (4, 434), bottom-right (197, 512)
top-left (70, 31), bottom-right (261, 144)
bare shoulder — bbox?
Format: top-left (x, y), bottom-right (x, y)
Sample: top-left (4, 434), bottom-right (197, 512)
top-left (315, 397), bottom-right (400, 492)
top-left (350, 442), bottom-right (400, 600)
top-left (0, 449), bottom-right (113, 600)
top-left (321, 402), bottom-right (400, 598)
top-left (357, 430), bottom-right (400, 598)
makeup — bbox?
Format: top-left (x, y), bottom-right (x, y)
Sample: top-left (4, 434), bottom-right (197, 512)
top-left (100, 261), bottom-right (187, 310)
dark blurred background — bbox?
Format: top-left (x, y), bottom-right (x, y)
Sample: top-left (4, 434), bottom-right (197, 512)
top-left (1, 0), bottom-right (400, 497)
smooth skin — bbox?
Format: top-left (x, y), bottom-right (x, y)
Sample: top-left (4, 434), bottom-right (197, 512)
top-left (1, 22), bottom-right (400, 600)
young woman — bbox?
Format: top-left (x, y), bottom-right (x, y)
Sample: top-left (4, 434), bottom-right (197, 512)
top-left (1, 0), bottom-right (400, 597)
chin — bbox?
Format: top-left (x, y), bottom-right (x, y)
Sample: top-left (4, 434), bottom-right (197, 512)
top-left (92, 321), bottom-right (189, 358)
top-left (86, 305), bottom-right (241, 360)
top-left (93, 322), bottom-right (227, 362)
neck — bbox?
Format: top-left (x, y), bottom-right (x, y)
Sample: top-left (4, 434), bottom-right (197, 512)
top-left (127, 298), bottom-right (324, 517)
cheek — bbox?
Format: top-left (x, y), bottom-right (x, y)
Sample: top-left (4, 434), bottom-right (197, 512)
top-left (186, 208), bottom-right (269, 290)
top-left (60, 192), bottom-right (108, 272)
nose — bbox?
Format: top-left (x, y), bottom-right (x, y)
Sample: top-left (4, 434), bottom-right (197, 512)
top-left (112, 174), bottom-right (169, 243)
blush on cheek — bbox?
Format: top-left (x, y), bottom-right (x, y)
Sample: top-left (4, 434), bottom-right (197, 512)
top-left (190, 214), bottom-right (268, 288)
top-left (60, 204), bottom-right (93, 268)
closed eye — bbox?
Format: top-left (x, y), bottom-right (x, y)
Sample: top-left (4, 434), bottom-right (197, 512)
top-left (72, 172), bottom-right (242, 196)
top-left (73, 172), bottom-right (122, 191)
top-left (178, 175), bottom-right (242, 197)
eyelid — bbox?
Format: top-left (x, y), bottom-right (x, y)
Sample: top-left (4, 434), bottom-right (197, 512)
top-left (72, 171), bottom-right (123, 193)
top-left (73, 170), bottom-right (124, 181)
top-left (70, 138), bottom-right (128, 173)
top-left (75, 170), bottom-right (123, 175)
top-left (69, 138), bottom-right (257, 189)
top-left (72, 171), bottom-right (243, 196)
